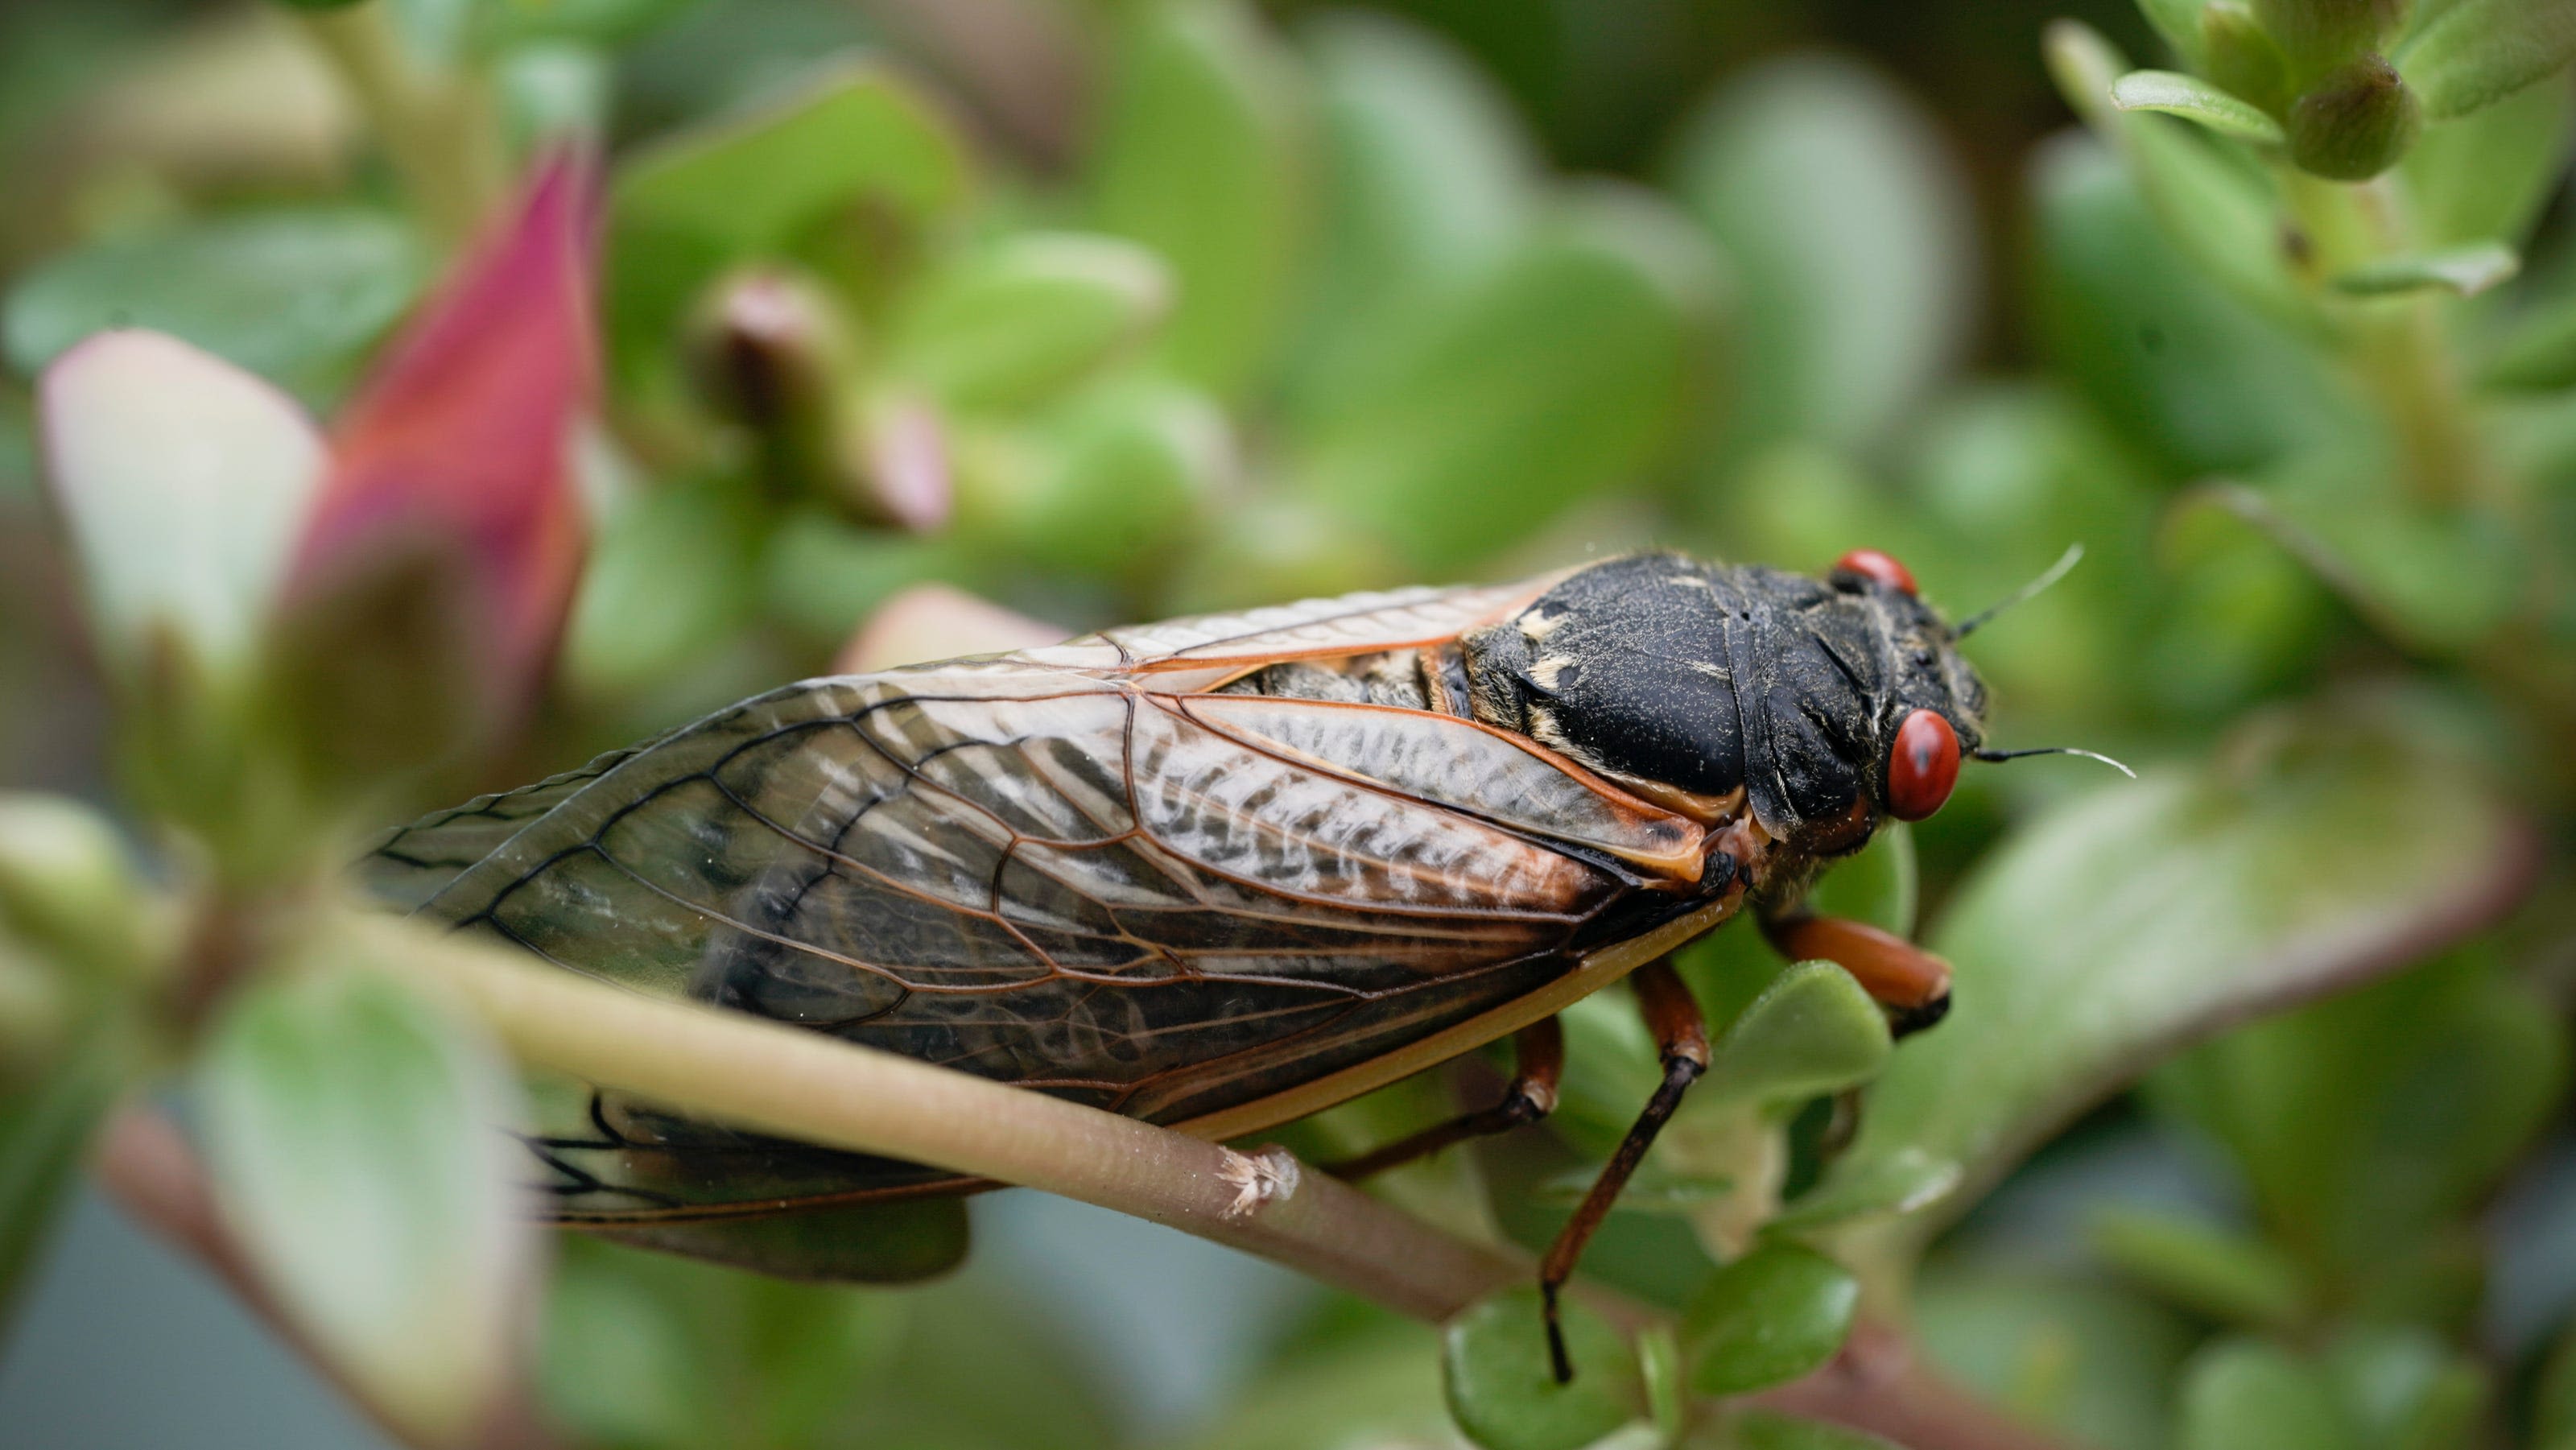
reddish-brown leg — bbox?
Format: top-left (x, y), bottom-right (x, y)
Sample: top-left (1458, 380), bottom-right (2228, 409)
top-left (1762, 911), bottom-right (1954, 1036)
top-left (1326, 1018), bottom-right (1566, 1181)
top-left (1538, 957), bottom-right (1709, 1383)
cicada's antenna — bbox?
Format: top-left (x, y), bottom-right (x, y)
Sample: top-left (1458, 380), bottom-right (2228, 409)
top-left (1971, 745), bottom-right (2136, 779)
top-left (1954, 543), bottom-right (2085, 638)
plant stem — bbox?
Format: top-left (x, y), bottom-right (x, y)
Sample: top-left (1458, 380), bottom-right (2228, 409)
top-left (2280, 170), bottom-right (2488, 506)
top-left (398, 923), bottom-right (2084, 1450)
top-left (410, 926), bottom-right (1523, 1320)
top-left (298, 5), bottom-right (507, 248)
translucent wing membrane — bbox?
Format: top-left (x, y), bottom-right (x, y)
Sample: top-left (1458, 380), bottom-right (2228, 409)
top-left (368, 582), bottom-right (1706, 1230)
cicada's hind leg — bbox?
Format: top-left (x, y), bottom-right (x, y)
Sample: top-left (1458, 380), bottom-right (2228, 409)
top-left (1538, 957), bottom-right (1708, 1384)
top-left (1326, 1018), bottom-right (1566, 1181)
top-left (1761, 909), bottom-right (1953, 1038)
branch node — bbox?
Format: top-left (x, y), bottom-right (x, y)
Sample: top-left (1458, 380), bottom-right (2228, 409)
top-left (1218, 1144), bottom-right (1301, 1219)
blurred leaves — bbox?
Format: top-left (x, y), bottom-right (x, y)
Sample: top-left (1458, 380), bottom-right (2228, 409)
top-left (890, 235), bottom-right (1171, 413)
top-left (197, 930), bottom-right (532, 1446)
top-left (1669, 54), bottom-right (1974, 458)
top-left (2, 209), bottom-right (424, 396)
top-left (2396, 0), bottom-right (2576, 119)
top-left (1814, 703), bottom-right (2531, 1266)
top-left (1285, 193), bottom-right (1717, 574)
top-left (1088, 0), bottom-right (1308, 398)
top-left (2149, 944), bottom-right (2566, 1296)
top-left (609, 64), bottom-right (968, 370)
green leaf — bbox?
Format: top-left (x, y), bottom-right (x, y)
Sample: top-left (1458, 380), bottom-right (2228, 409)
top-left (198, 932), bottom-right (533, 1446)
top-left (1680, 1244), bottom-right (1858, 1396)
top-left (1089, 0), bottom-right (1309, 395)
top-left (1809, 705), bottom-right (2529, 1264)
top-left (2111, 70), bottom-right (2286, 143)
top-left (2176, 1340), bottom-right (2360, 1450)
top-left (1765, 1148), bottom-right (1959, 1234)
top-left (890, 234), bottom-right (1172, 412)
top-left (1443, 1284), bottom-right (1645, 1450)
top-left (2136, 0), bottom-right (2215, 60)
top-left (1286, 195), bottom-right (1715, 572)
top-left (1698, 962), bottom-right (1892, 1108)
top-left (35, 330), bottom-right (326, 683)
top-left (2089, 1207), bottom-right (2306, 1329)
top-left (1668, 54), bottom-right (1973, 454)
top-left (2396, 0), bottom-right (2576, 118)
top-left (3, 209), bottom-right (425, 394)
top-left (2400, 76), bottom-right (2571, 247)
top-left (609, 64), bottom-right (970, 367)
top-left (2330, 241), bottom-right (2519, 295)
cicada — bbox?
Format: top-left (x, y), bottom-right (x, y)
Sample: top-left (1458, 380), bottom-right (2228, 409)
top-left (368, 547), bottom-right (2072, 1370)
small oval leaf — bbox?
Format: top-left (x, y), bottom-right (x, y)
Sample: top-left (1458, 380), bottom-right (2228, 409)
top-left (1680, 1243), bottom-right (1859, 1396)
top-left (2111, 69), bottom-right (2287, 143)
top-left (2331, 241), bottom-right (2520, 296)
top-left (1443, 1284), bottom-right (1645, 1450)
top-left (1698, 961), bottom-right (1893, 1109)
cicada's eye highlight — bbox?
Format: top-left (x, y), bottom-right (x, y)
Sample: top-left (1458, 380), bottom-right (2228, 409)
top-left (1887, 708), bottom-right (1959, 820)
top-left (1834, 548), bottom-right (1918, 595)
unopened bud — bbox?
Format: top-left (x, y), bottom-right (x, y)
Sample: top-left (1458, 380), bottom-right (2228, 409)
top-left (687, 268), bottom-right (852, 442)
top-left (2202, 2), bottom-right (2292, 117)
top-left (2289, 55), bottom-right (2421, 179)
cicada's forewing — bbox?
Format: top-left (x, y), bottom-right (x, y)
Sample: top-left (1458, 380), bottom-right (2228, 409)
top-left (369, 581), bottom-right (1711, 1241)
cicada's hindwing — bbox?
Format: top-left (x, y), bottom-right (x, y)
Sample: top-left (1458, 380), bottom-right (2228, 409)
top-left (366, 581), bottom-right (1715, 1266)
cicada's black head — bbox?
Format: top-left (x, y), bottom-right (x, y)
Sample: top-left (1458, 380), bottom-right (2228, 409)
top-left (1463, 550), bottom-right (1988, 858)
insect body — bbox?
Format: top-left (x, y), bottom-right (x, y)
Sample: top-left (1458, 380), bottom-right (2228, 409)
top-left (369, 549), bottom-right (1995, 1346)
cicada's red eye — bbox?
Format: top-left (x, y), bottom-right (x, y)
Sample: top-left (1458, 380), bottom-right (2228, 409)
top-left (1834, 548), bottom-right (1917, 595)
top-left (1887, 708), bottom-right (1959, 820)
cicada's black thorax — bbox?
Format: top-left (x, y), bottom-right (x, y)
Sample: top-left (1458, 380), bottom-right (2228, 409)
top-left (1459, 554), bottom-right (1987, 853)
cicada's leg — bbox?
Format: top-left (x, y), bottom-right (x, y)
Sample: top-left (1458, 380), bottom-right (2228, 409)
top-left (1761, 910), bottom-right (1953, 1037)
top-left (1538, 957), bottom-right (1708, 1384)
top-left (1327, 1018), bottom-right (1566, 1181)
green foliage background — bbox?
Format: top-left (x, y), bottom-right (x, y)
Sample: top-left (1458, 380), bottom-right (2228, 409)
top-left (2, 0), bottom-right (2574, 1448)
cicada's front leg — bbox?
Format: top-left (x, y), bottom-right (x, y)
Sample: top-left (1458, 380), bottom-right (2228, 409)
top-left (1538, 956), bottom-right (1708, 1384)
top-left (1761, 908), bottom-right (1953, 1037)
top-left (1327, 1018), bottom-right (1567, 1182)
